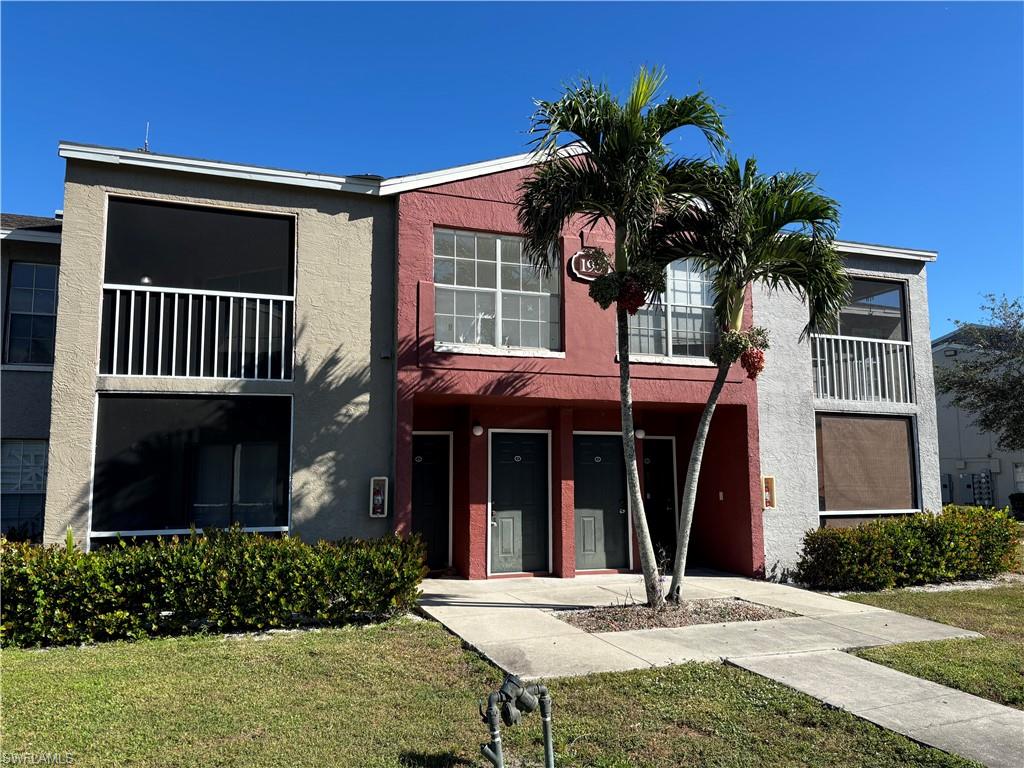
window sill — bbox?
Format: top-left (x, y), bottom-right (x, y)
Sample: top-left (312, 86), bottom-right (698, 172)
top-left (1, 363), bottom-right (54, 373)
top-left (621, 353), bottom-right (716, 368)
top-left (818, 509), bottom-right (921, 517)
top-left (433, 342), bottom-right (565, 359)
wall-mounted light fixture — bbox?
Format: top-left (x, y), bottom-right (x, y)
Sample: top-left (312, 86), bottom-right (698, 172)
top-left (472, 422), bottom-right (484, 437)
top-left (634, 428), bottom-right (646, 440)
top-left (139, 275), bottom-right (153, 286)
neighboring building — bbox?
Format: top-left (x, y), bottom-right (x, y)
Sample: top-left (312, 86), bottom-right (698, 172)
top-left (932, 328), bottom-right (1024, 509)
top-left (2, 142), bottom-right (941, 579)
top-left (1, 214), bottom-right (62, 541)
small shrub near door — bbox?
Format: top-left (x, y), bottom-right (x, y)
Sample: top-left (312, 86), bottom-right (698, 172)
top-left (0, 528), bottom-right (427, 648)
top-left (795, 505), bottom-right (1021, 591)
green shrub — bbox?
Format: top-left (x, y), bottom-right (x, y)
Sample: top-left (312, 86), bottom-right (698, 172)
top-left (795, 505), bottom-right (1021, 591)
top-left (0, 528), bottom-right (426, 648)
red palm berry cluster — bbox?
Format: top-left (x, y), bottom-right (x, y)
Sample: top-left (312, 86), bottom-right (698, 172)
top-left (740, 347), bottom-right (766, 379)
top-left (618, 277), bottom-right (647, 315)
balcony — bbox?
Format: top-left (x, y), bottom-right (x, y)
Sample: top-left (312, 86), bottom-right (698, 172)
top-left (100, 285), bottom-right (294, 380)
top-left (811, 334), bottom-right (915, 404)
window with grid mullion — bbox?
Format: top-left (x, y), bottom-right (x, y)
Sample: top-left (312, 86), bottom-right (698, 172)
top-left (5, 262), bottom-right (58, 365)
top-left (628, 258), bottom-right (717, 359)
top-left (433, 228), bottom-right (560, 352)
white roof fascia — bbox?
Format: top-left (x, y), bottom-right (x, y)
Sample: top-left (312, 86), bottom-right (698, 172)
top-left (379, 143), bottom-right (588, 196)
top-left (58, 143), bottom-right (382, 196)
top-left (836, 240), bottom-right (937, 263)
top-left (0, 228), bottom-right (62, 244)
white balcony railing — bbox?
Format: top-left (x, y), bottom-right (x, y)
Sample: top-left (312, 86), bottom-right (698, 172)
top-left (100, 284), bottom-right (294, 380)
top-left (811, 334), bottom-right (915, 404)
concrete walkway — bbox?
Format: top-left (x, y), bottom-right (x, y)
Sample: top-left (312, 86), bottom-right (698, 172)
top-left (419, 572), bottom-right (1023, 767)
top-left (420, 573), bottom-right (978, 677)
top-left (731, 651), bottom-right (1024, 768)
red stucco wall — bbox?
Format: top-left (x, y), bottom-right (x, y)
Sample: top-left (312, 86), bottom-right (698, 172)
top-left (395, 165), bottom-right (764, 578)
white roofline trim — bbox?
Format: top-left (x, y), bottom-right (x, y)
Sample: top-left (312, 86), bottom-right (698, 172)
top-left (378, 143), bottom-right (587, 196)
top-left (58, 143), bottom-right (382, 196)
top-left (835, 240), bottom-right (937, 262)
top-left (0, 228), bottom-right (61, 244)
top-left (55, 142), bottom-right (936, 263)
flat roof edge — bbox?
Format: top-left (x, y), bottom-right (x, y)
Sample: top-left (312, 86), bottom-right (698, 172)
top-left (836, 239), bottom-right (937, 262)
top-left (0, 228), bottom-right (62, 244)
top-left (58, 142), bottom-right (382, 196)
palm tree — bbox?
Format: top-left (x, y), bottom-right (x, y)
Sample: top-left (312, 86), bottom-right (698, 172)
top-left (660, 155), bottom-right (849, 601)
top-left (517, 68), bottom-right (726, 608)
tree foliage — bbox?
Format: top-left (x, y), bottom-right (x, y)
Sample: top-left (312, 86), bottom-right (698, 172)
top-left (935, 295), bottom-right (1024, 451)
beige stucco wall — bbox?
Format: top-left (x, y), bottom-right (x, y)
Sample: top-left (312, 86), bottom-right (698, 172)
top-left (0, 238), bottom-right (60, 440)
top-left (45, 160), bottom-right (396, 546)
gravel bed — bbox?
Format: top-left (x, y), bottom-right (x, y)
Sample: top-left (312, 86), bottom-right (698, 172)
top-left (554, 597), bottom-right (793, 633)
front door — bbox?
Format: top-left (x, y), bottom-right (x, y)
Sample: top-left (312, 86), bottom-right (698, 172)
top-left (490, 432), bottom-right (548, 574)
top-left (412, 434), bottom-right (450, 570)
top-left (642, 438), bottom-right (677, 570)
top-left (573, 434), bottom-right (628, 570)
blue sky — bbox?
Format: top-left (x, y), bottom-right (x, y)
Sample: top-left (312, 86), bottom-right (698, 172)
top-left (2, 2), bottom-right (1021, 336)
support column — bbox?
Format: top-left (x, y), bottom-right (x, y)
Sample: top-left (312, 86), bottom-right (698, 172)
top-left (552, 407), bottom-right (575, 578)
top-left (393, 393), bottom-right (415, 537)
top-left (467, 408), bottom-right (489, 579)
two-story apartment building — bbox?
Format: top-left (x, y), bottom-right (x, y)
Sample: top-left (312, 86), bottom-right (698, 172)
top-left (0, 142), bottom-right (941, 579)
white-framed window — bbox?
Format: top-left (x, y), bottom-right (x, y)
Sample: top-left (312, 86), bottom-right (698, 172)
top-left (628, 259), bottom-right (718, 359)
top-left (1014, 462), bottom-right (1024, 493)
top-left (0, 439), bottom-right (48, 540)
top-left (5, 262), bottom-right (58, 365)
top-left (433, 228), bottom-right (561, 352)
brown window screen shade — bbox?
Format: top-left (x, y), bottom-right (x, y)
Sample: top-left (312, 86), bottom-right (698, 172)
top-left (816, 415), bottom-right (915, 511)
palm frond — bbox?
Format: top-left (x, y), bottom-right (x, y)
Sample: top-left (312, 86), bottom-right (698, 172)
top-left (517, 155), bottom-right (609, 271)
top-left (646, 91), bottom-right (727, 152)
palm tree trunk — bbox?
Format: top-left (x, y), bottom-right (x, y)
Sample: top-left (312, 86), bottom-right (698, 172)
top-left (616, 303), bottom-right (664, 609)
top-left (667, 358), bottom-right (731, 601)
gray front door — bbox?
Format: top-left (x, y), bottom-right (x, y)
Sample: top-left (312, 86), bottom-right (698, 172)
top-left (490, 432), bottom-right (548, 574)
top-left (573, 434), bottom-right (629, 570)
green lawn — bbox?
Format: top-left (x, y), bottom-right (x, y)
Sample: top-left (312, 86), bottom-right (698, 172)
top-left (846, 584), bottom-right (1024, 709)
top-left (1, 619), bottom-right (977, 768)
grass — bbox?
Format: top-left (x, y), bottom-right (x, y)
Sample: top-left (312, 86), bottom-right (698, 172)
top-left (846, 585), bottom-right (1024, 709)
top-left (0, 618), bottom-right (978, 768)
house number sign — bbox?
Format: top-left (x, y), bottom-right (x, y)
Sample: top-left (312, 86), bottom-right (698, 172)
top-left (567, 250), bottom-right (611, 282)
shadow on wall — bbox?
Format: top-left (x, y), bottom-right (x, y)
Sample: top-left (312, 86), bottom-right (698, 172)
top-left (268, 321), bottom-right (373, 538)
top-left (77, 321), bottom-right (372, 542)
top-left (396, 331), bottom-right (542, 402)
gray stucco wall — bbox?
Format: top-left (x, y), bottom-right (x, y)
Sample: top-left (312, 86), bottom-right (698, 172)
top-left (755, 252), bottom-right (942, 576)
top-left (45, 161), bottom-right (396, 546)
top-left (0, 238), bottom-right (60, 440)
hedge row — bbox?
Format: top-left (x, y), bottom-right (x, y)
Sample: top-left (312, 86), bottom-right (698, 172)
top-left (796, 505), bottom-right (1021, 591)
top-left (0, 529), bottom-right (426, 648)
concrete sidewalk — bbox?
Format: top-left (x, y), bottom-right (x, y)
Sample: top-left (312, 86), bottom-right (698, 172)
top-left (419, 572), bottom-right (1017, 766)
top-left (731, 651), bottom-right (1024, 768)
top-left (420, 573), bottom-right (978, 678)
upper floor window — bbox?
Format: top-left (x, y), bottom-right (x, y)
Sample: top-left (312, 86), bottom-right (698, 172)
top-left (835, 278), bottom-right (907, 341)
top-left (5, 262), bottom-right (58, 365)
top-left (433, 228), bottom-right (561, 352)
top-left (628, 259), bottom-right (717, 359)
top-left (105, 198), bottom-right (294, 296)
